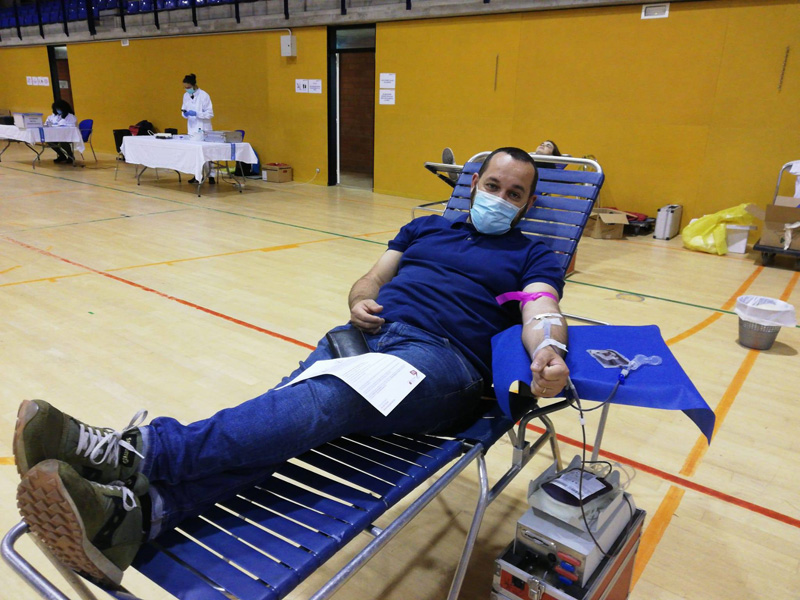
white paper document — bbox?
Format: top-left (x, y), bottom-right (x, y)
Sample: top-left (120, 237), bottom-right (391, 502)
top-left (276, 353), bottom-right (425, 416)
top-left (549, 470), bottom-right (606, 500)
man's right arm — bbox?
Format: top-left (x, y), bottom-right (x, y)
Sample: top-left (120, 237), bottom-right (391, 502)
top-left (348, 249), bottom-right (403, 333)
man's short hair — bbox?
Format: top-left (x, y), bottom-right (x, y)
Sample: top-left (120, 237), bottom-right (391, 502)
top-left (477, 147), bottom-right (539, 197)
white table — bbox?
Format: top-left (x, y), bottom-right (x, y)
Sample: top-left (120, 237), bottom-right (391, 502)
top-left (121, 135), bottom-right (258, 196)
top-left (0, 124), bottom-right (85, 168)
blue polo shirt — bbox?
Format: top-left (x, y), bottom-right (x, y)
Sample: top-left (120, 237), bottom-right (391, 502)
top-left (376, 214), bottom-right (564, 383)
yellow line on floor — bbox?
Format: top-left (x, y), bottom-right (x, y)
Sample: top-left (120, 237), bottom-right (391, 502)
top-left (680, 349), bottom-right (760, 477)
top-left (631, 486), bottom-right (685, 588)
top-left (665, 265), bottom-right (762, 346)
top-left (0, 272), bottom-right (88, 288)
top-left (0, 457), bottom-right (15, 465)
top-left (633, 265), bottom-right (764, 586)
top-left (0, 265), bottom-right (21, 275)
top-left (0, 233), bottom-right (376, 287)
top-left (110, 237), bottom-right (338, 271)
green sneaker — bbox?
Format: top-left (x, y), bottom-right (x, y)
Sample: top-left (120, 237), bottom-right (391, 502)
top-left (13, 399), bottom-right (147, 483)
top-left (17, 459), bottom-right (149, 586)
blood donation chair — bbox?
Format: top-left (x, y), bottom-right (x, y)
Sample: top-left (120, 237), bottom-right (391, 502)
top-left (2, 155), bottom-right (606, 600)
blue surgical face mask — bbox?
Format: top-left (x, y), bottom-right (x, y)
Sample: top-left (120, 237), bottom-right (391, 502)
top-left (469, 189), bottom-right (523, 235)
top-left (184, 87), bottom-right (193, 94)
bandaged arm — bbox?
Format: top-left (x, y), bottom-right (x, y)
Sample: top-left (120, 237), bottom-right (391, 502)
top-left (518, 282), bottom-right (569, 397)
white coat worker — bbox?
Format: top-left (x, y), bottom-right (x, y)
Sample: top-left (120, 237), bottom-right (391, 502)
top-left (181, 73), bottom-right (215, 183)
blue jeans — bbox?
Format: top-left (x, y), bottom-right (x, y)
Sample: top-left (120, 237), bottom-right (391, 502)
top-left (140, 322), bottom-right (484, 535)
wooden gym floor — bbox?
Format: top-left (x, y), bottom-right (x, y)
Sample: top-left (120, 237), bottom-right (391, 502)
top-left (1, 145), bottom-right (798, 599)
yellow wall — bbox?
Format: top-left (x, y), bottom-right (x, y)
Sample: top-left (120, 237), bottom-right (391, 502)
top-left (0, 46), bottom-right (56, 114)
top-left (2, 2), bottom-right (798, 215)
top-left (374, 0), bottom-right (800, 221)
top-left (65, 28), bottom-right (328, 181)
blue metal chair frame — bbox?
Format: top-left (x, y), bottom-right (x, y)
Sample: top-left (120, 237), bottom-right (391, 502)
top-left (2, 155), bottom-right (605, 600)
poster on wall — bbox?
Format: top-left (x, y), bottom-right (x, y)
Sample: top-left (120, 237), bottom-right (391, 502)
top-left (295, 79), bottom-right (309, 93)
top-left (379, 89), bottom-right (396, 105)
top-left (308, 79), bottom-right (322, 94)
top-left (379, 73), bottom-right (396, 89)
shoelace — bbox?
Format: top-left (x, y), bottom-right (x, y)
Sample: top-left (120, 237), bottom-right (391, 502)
top-left (75, 410), bottom-right (148, 468)
top-left (99, 481), bottom-right (137, 511)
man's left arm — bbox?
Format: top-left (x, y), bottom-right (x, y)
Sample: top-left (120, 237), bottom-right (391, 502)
top-left (519, 282), bottom-right (569, 397)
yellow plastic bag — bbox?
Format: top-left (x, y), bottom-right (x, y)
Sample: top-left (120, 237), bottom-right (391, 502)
top-left (681, 203), bottom-right (755, 255)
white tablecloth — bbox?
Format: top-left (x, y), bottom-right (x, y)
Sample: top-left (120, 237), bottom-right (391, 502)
top-left (121, 136), bottom-right (257, 181)
top-left (0, 124), bottom-right (85, 153)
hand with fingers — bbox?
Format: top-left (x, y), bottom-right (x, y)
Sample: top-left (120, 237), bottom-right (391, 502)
top-left (350, 299), bottom-right (385, 334)
top-left (530, 346), bottom-right (569, 397)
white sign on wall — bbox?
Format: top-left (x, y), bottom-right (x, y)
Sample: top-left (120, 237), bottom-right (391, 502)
top-left (295, 79), bottom-right (309, 93)
top-left (26, 76), bottom-right (33, 85)
top-left (379, 89), bottom-right (396, 105)
top-left (308, 79), bottom-right (322, 94)
top-left (59, 80), bottom-right (70, 89)
top-left (379, 73), bottom-right (396, 89)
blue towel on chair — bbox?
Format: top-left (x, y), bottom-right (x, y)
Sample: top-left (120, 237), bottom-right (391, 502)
top-left (491, 325), bottom-right (715, 443)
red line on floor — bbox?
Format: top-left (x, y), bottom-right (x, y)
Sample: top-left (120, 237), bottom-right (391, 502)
top-left (527, 424), bottom-right (800, 529)
top-left (3, 236), bottom-right (316, 351)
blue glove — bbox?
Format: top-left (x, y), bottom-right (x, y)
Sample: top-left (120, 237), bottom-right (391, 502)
top-left (184, 110), bottom-right (197, 117)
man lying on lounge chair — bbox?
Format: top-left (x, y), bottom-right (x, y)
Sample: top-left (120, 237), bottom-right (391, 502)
top-left (14, 146), bottom-right (570, 586)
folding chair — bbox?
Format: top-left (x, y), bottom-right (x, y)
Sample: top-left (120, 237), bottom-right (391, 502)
top-left (3, 155), bottom-right (605, 600)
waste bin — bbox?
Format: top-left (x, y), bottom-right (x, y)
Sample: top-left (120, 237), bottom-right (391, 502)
top-left (734, 295), bottom-right (796, 350)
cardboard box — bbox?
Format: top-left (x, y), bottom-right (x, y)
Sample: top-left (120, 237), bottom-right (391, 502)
top-left (585, 208), bottom-right (628, 239)
top-left (262, 163), bottom-right (293, 183)
top-left (747, 203), bottom-right (800, 251)
top-left (13, 112), bottom-right (43, 128)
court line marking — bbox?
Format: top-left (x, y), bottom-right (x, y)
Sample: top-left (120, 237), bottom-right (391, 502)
top-left (664, 266), bottom-right (763, 345)
top-left (6, 163), bottom-right (798, 579)
top-left (568, 278), bottom-right (800, 329)
top-left (565, 265), bottom-right (799, 587)
top-left (630, 267), bottom-right (799, 586)
top-left (2, 236), bottom-right (317, 351)
top-left (4, 231), bottom-right (798, 596)
top-left (0, 190), bottom-right (62, 201)
top-left (0, 162), bottom-right (387, 246)
top-left (680, 269), bottom-right (799, 477)
top-left (631, 486), bottom-right (684, 587)
top-left (0, 230), bottom-right (392, 289)
top-left (526, 424), bottom-right (800, 529)
top-left (3, 208), bottom-right (194, 233)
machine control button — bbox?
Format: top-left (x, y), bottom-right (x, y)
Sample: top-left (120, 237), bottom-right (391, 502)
top-left (557, 575), bottom-right (574, 586)
top-left (559, 562), bottom-right (576, 573)
top-left (555, 566), bottom-right (579, 582)
top-left (557, 551), bottom-right (581, 566)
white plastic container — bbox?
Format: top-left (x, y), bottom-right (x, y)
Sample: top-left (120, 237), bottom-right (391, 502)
top-left (725, 225), bottom-right (756, 254)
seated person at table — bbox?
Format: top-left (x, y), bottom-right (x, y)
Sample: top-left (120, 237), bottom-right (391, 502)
top-left (44, 100), bottom-right (77, 164)
top-left (14, 147), bottom-right (570, 587)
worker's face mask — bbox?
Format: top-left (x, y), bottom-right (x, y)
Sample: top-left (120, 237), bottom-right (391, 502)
top-left (470, 189), bottom-right (524, 235)
top-left (184, 87), bottom-right (193, 94)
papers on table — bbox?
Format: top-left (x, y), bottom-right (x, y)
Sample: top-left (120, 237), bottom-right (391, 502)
top-left (277, 352), bottom-right (425, 416)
